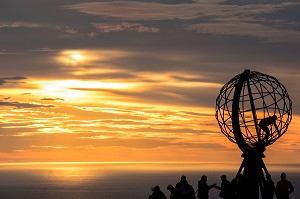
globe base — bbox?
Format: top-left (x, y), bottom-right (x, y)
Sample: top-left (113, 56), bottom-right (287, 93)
top-left (236, 148), bottom-right (273, 199)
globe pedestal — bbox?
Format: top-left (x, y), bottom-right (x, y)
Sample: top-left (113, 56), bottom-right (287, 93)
top-left (237, 147), bottom-right (270, 199)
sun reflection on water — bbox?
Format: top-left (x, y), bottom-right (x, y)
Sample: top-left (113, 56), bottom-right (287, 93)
top-left (43, 166), bottom-right (96, 185)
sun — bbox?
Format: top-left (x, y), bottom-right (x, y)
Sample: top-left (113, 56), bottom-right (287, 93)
top-left (57, 50), bottom-right (88, 65)
top-left (68, 53), bottom-right (85, 64)
top-left (70, 53), bottom-right (84, 61)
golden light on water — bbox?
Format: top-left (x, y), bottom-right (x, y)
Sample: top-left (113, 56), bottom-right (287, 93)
top-left (0, 162), bottom-right (299, 173)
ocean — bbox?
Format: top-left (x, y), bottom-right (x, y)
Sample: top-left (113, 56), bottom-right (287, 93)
top-left (0, 162), bottom-right (299, 199)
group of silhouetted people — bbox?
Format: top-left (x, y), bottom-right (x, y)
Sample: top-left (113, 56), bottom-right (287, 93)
top-left (148, 173), bottom-right (294, 199)
top-left (148, 175), bottom-right (196, 199)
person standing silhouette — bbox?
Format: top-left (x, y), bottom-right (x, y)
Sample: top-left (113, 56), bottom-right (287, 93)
top-left (149, 186), bottom-right (167, 199)
top-left (197, 175), bottom-right (215, 199)
top-left (231, 174), bottom-right (243, 199)
top-left (175, 175), bottom-right (196, 199)
top-left (167, 184), bottom-right (181, 199)
top-left (263, 174), bottom-right (275, 199)
top-left (214, 175), bottom-right (234, 199)
top-left (275, 173), bottom-right (294, 199)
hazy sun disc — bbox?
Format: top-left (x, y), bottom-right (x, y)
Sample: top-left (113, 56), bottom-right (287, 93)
top-left (68, 53), bottom-right (85, 64)
top-left (71, 53), bottom-right (84, 61)
top-left (57, 50), bottom-right (87, 65)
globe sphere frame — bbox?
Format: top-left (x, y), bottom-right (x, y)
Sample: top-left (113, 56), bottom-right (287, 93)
top-left (215, 70), bottom-right (292, 149)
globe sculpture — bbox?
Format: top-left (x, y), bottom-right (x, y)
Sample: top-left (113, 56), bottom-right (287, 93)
top-left (215, 69), bottom-right (292, 199)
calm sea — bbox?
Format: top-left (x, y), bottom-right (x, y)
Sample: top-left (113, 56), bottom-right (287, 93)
top-left (0, 162), bottom-right (299, 199)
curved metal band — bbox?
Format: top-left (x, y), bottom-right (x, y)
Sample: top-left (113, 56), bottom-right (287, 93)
top-left (232, 70), bottom-right (251, 152)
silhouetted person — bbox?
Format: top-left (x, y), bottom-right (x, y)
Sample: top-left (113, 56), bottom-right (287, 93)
top-left (258, 115), bottom-right (279, 144)
top-left (214, 175), bottom-right (234, 199)
top-left (175, 175), bottom-right (196, 199)
top-left (263, 174), bottom-right (275, 199)
top-left (167, 184), bottom-right (181, 199)
top-left (149, 186), bottom-right (167, 199)
top-left (231, 174), bottom-right (243, 199)
top-left (275, 173), bottom-right (294, 199)
top-left (197, 175), bottom-right (215, 199)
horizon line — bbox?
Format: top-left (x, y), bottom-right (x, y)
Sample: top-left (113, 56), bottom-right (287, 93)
top-left (0, 161), bottom-right (299, 166)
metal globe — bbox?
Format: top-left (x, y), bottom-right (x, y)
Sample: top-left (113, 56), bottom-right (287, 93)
top-left (216, 70), bottom-right (292, 148)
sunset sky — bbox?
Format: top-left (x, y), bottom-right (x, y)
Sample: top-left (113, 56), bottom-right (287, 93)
top-left (1, 0), bottom-right (300, 164)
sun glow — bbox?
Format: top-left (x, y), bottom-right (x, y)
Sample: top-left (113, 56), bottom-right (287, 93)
top-left (56, 49), bottom-right (133, 66)
top-left (68, 53), bottom-right (85, 64)
top-left (57, 50), bottom-right (88, 65)
top-left (30, 79), bottom-right (133, 101)
top-left (40, 80), bottom-right (131, 89)
top-left (71, 53), bottom-right (84, 61)
top-left (40, 82), bottom-right (85, 100)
